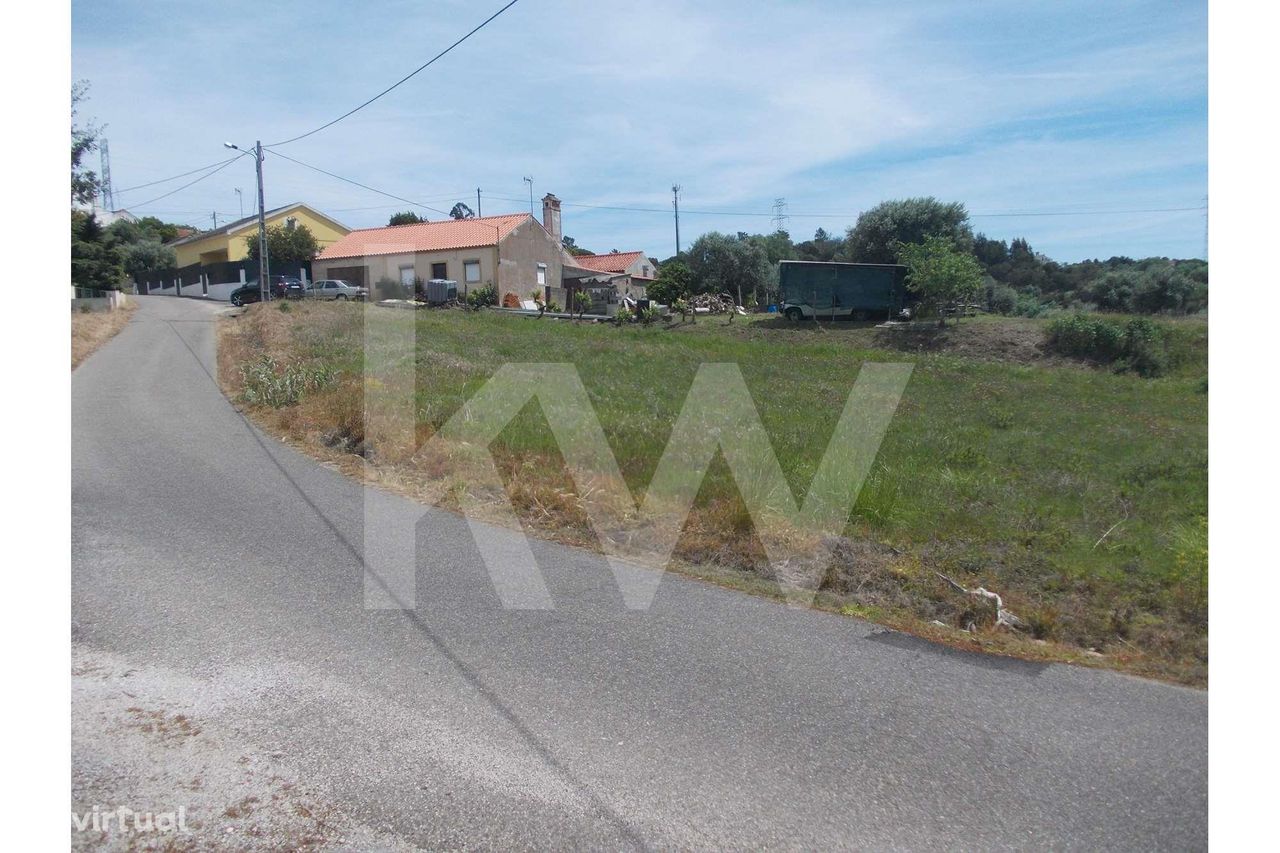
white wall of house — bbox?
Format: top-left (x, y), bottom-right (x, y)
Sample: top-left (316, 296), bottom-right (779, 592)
top-left (312, 217), bottom-right (565, 302)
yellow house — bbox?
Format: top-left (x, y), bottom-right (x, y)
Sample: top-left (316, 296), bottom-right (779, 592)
top-left (168, 202), bottom-right (350, 267)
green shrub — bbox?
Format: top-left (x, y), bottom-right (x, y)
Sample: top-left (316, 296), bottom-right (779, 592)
top-left (240, 356), bottom-right (335, 408)
top-left (1046, 314), bottom-right (1172, 377)
top-left (465, 284), bottom-right (497, 308)
top-left (373, 276), bottom-right (406, 301)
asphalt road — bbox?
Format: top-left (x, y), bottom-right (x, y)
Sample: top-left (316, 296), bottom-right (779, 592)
top-left (71, 295), bottom-right (1207, 850)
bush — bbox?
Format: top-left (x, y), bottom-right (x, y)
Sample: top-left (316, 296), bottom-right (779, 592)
top-left (240, 356), bottom-right (335, 408)
top-left (373, 276), bottom-right (406, 301)
top-left (1046, 314), bottom-right (1172, 377)
top-left (465, 284), bottom-right (497, 308)
top-left (987, 282), bottom-right (1018, 315)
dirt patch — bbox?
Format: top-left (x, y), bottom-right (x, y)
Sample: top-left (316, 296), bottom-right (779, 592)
top-left (72, 302), bottom-right (137, 369)
top-left (871, 319), bottom-right (1063, 365)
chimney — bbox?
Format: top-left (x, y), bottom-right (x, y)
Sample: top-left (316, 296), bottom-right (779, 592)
top-left (542, 193), bottom-right (562, 243)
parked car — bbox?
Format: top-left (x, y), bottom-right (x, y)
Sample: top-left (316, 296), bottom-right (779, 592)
top-left (308, 279), bottom-right (368, 301)
top-left (268, 275), bottom-right (304, 299)
top-left (229, 282), bottom-right (264, 307)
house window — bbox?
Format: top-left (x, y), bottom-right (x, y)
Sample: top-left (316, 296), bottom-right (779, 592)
top-left (285, 216), bottom-right (298, 230)
top-left (536, 263), bottom-right (547, 286)
top-left (464, 260), bottom-right (481, 283)
top-left (399, 266), bottom-right (415, 287)
top-left (643, 265), bottom-right (651, 277)
top-left (431, 262), bottom-right (447, 280)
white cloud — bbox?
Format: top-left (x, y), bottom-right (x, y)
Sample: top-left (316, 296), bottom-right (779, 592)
top-left (73, 0), bottom-right (1206, 260)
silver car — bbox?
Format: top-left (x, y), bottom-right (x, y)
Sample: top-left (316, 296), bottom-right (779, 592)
top-left (308, 279), bottom-right (368, 301)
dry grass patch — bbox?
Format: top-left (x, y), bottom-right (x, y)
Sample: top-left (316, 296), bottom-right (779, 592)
top-left (71, 302), bottom-right (136, 369)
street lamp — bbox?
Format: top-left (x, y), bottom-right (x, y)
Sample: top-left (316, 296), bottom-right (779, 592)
top-left (226, 141), bottom-right (269, 303)
top-left (235, 187), bottom-right (244, 220)
top-left (523, 176), bottom-right (533, 216)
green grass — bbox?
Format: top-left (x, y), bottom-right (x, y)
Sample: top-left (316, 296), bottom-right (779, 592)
top-left (250, 305), bottom-right (1209, 682)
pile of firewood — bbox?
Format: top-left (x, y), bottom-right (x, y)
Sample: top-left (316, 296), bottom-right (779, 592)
top-left (689, 292), bottom-right (737, 314)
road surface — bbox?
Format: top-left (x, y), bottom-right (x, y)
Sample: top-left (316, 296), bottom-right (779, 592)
top-left (72, 296), bottom-right (1206, 850)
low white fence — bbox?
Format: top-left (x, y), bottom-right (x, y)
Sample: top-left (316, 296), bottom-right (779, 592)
top-left (71, 289), bottom-right (129, 312)
top-left (134, 270), bottom-right (312, 302)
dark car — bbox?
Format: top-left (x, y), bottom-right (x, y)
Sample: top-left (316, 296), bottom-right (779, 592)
top-left (229, 282), bottom-right (264, 307)
top-left (268, 275), bottom-right (304, 299)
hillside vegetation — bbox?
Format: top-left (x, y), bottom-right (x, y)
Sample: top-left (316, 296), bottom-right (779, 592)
top-left (219, 304), bottom-right (1208, 684)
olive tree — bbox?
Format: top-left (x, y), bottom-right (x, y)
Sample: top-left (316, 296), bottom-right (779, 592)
top-left (897, 235), bottom-right (984, 326)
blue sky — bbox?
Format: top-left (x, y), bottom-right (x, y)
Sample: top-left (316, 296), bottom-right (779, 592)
top-left (72, 0), bottom-right (1207, 262)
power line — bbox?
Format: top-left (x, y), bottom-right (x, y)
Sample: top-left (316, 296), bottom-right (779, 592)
top-left (265, 0), bottom-right (523, 147)
top-left (114, 155), bottom-right (244, 195)
top-left (264, 149), bottom-right (451, 216)
top-left (128, 153), bottom-right (251, 210)
top-left (480, 193), bottom-right (1206, 220)
top-left (328, 197), bottom-right (474, 213)
top-left (970, 206), bottom-right (1206, 218)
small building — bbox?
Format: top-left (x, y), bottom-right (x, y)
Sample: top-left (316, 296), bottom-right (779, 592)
top-left (570, 251), bottom-right (658, 299)
top-left (312, 197), bottom-right (569, 304)
top-left (72, 199), bottom-right (137, 227)
top-left (168, 202), bottom-right (350, 268)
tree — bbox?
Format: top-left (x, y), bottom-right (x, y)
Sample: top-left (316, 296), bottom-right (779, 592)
top-left (121, 240), bottom-right (176, 281)
top-left (71, 81), bottom-right (101, 205)
top-left (562, 236), bottom-right (593, 257)
top-left (388, 211), bottom-right (425, 226)
top-left (846, 198), bottom-right (973, 264)
top-left (646, 260), bottom-right (693, 305)
top-left (896, 235), bottom-right (984, 326)
top-left (108, 216), bottom-right (188, 246)
top-left (245, 223), bottom-right (320, 268)
top-left (795, 227), bottom-right (840, 262)
top-left (71, 211), bottom-right (123, 290)
top-left (684, 232), bottom-right (772, 305)
top-left (449, 202), bottom-right (475, 220)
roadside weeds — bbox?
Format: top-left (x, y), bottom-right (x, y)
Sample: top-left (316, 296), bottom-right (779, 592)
top-left (73, 302), bottom-right (137, 369)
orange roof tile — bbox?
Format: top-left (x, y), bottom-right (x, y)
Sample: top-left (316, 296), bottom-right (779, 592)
top-left (317, 213), bottom-right (531, 260)
top-left (572, 251), bottom-right (647, 273)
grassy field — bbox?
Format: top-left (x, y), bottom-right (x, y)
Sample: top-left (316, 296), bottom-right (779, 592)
top-left (219, 303), bottom-right (1208, 684)
top-left (72, 302), bottom-right (136, 369)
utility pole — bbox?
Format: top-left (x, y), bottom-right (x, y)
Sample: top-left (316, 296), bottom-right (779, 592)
top-left (226, 140), bottom-right (270, 301)
top-left (254, 141), bottom-right (269, 302)
top-left (212, 211), bottom-right (218, 229)
top-left (235, 188), bottom-right (244, 220)
top-left (672, 184), bottom-right (682, 256)
top-left (523, 176), bottom-right (534, 215)
top-left (477, 188), bottom-right (482, 217)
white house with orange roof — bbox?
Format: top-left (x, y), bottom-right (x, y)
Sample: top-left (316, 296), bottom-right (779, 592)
top-left (572, 250), bottom-right (657, 281)
top-left (312, 195), bottom-right (573, 304)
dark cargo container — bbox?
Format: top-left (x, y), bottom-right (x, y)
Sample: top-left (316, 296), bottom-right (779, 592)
top-left (777, 261), bottom-right (912, 320)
